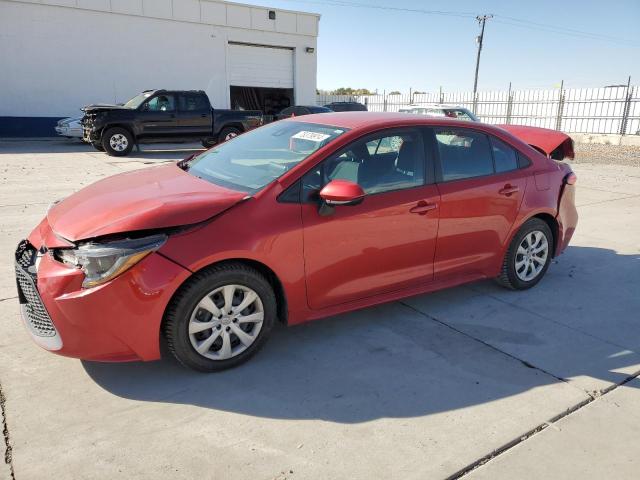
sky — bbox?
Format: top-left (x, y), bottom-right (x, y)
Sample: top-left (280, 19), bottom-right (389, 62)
top-left (248, 0), bottom-right (640, 93)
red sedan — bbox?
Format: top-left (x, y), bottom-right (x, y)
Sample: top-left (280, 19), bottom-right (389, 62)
top-left (16, 113), bottom-right (578, 371)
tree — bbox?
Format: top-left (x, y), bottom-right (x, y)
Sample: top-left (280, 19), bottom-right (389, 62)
top-left (388, 91), bottom-right (402, 95)
top-left (330, 87), bottom-right (373, 96)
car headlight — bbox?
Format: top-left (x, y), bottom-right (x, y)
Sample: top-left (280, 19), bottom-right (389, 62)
top-left (55, 234), bottom-right (167, 288)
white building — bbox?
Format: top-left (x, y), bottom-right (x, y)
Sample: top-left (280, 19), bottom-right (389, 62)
top-left (0, 0), bottom-right (320, 135)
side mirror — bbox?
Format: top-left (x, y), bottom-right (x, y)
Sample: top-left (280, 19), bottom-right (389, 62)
top-left (319, 180), bottom-right (365, 207)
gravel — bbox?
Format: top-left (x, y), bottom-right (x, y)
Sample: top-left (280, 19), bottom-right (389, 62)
top-left (574, 143), bottom-right (640, 168)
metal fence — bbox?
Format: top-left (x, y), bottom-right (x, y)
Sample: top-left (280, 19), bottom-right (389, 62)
top-left (317, 84), bottom-right (640, 135)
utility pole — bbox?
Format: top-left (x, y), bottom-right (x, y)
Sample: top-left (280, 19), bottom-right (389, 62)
top-left (473, 15), bottom-right (492, 96)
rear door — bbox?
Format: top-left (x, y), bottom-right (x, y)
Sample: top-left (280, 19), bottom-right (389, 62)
top-left (432, 127), bottom-right (528, 279)
top-left (138, 93), bottom-right (178, 137)
top-left (300, 127), bottom-right (440, 309)
top-left (176, 93), bottom-right (211, 137)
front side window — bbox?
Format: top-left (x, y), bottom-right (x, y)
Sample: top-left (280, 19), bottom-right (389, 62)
top-left (491, 137), bottom-right (519, 173)
top-left (186, 121), bottom-right (347, 192)
top-left (435, 128), bottom-right (493, 181)
top-left (303, 129), bottom-right (425, 199)
top-left (144, 95), bottom-right (175, 112)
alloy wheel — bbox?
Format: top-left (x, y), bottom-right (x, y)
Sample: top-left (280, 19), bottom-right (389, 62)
top-left (188, 284), bottom-right (264, 360)
top-left (109, 133), bottom-right (128, 152)
top-left (515, 230), bottom-right (549, 282)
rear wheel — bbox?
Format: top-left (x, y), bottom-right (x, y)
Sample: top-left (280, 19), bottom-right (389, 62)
top-left (218, 127), bottom-right (241, 143)
top-left (102, 127), bottom-right (134, 156)
top-left (201, 137), bottom-right (216, 149)
top-left (496, 218), bottom-right (553, 290)
top-left (163, 263), bottom-right (276, 372)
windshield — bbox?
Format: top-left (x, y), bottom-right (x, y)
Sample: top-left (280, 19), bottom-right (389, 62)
top-left (123, 92), bottom-right (153, 109)
top-left (186, 121), bottom-right (347, 192)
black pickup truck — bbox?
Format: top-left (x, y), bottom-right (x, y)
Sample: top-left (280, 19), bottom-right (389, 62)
top-left (82, 90), bottom-right (263, 156)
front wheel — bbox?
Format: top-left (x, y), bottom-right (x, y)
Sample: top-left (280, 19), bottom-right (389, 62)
top-left (91, 142), bottom-right (104, 151)
top-left (496, 218), bottom-right (553, 290)
top-left (102, 127), bottom-right (134, 156)
top-left (163, 263), bottom-right (276, 372)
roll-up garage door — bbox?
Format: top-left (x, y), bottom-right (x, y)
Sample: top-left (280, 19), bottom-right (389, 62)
top-left (228, 43), bottom-right (294, 89)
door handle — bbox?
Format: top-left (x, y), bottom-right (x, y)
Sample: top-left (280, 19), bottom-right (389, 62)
top-left (200, 114), bottom-right (207, 118)
top-left (499, 184), bottom-right (519, 196)
top-left (410, 201), bottom-right (437, 215)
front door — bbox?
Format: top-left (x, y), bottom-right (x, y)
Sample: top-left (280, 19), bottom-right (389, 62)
top-left (432, 127), bottom-right (528, 279)
top-left (138, 93), bottom-right (178, 137)
top-left (301, 128), bottom-right (440, 310)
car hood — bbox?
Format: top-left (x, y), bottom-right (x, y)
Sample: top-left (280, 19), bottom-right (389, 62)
top-left (498, 125), bottom-right (575, 159)
top-left (82, 103), bottom-right (128, 113)
top-left (48, 164), bottom-right (249, 242)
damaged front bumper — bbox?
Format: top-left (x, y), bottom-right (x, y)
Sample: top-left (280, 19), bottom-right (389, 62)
top-left (15, 219), bottom-right (192, 362)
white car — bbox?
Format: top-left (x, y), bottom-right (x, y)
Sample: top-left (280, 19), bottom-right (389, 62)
top-left (55, 117), bottom-right (83, 138)
top-left (399, 104), bottom-right (479, 122)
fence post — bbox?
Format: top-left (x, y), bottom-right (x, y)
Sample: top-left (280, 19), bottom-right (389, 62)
top-left (472, 92), bottom-right (478, 115)
top-left (439, 86), bottom-right (443, 104)
top-left (383, 90), bottom-right (387, 112)
top-left (506, 82), bottom-right (513, 124)
top-left (555, 80), bottom-right (565, 131)
top-left (619, 76), bottom-right (632, 136)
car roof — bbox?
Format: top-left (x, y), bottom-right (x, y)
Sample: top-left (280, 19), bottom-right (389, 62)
top-left (287, 111), bottom-right (495, 131)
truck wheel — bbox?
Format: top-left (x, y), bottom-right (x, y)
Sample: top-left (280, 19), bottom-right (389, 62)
top-left (91, 142), bottom-right (104, 152)
top-left (218, 127), bottom-right (241, 143)
top-left (201, 137), bottom-right (217, 149)
top-left (102, 127), bottom-right (134, 156)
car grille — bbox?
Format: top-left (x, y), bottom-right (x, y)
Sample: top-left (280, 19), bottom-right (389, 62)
top-left (15, 240), bottom-right (57, 337)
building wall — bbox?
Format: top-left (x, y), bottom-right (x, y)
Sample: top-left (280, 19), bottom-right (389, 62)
top-left (0, 0), bottom-right (319, 135)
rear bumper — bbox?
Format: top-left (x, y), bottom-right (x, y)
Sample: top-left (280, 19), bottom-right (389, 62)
top-left (16, 226), bottom-right (192, 362)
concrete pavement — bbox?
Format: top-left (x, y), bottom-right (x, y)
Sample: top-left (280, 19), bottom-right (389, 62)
top-left (0, 140), bottom-right (638, 479)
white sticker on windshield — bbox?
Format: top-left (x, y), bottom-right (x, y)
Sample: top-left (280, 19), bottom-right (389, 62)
top-left (292, 131), bottom-right (332, 142)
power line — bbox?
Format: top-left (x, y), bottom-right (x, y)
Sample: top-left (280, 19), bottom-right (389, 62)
top-left (278, 0), bottom-right (477, 18)
top-left (278, 0), bottom-right (640, 47)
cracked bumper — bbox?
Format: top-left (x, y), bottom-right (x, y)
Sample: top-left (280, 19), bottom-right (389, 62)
top-left (20, 221), bottom-right (192, 362)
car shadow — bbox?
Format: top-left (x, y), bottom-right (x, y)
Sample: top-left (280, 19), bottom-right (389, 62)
top-left (83, 246), bottom-right (640, 424)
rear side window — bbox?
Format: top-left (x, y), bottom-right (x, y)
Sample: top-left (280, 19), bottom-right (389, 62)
top-left (491, 137), bottom-right (519, 173)
top-left (434, 128), bottom-right (493, 181)
top-left (179, 94), bottom-right (208, 112)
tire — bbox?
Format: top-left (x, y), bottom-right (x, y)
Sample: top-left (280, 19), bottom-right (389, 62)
top-left (201, 138), bottom-right (216, 149)
top-left (102, 127), bottom-right (134, 156)
top-left (91, 142), bottom-right (104, 151)
top-left (496, 218), bottom-right (554, 290)
top-left (163, 262), bottom-right (276, 372)
top-left (218, 127), bottom-right (241, 143)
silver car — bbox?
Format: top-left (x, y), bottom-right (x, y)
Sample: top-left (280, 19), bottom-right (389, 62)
top-left (399, 104), bottom-right (478, 122)
top-left (55, 117), bottom-right (83, 138)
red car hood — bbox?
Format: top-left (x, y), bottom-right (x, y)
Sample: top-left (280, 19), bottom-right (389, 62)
top-left (498, 125), bottom-right (574, 159)
top-left (48, 164), bottom-right (248, 241)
